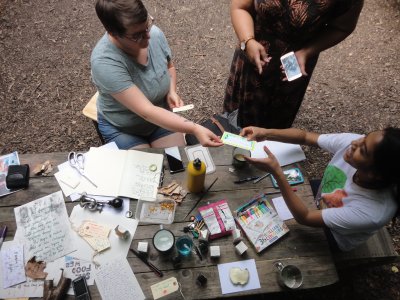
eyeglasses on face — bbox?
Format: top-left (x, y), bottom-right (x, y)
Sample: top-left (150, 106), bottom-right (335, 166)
top-left (123, 15), bottom-right (154, 43)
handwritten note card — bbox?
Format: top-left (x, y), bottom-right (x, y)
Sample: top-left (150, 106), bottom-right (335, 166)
top-left (0, 241), bottom-right (43, 299)
top-left (94, 258), bottom-right (145, 300)
top-left (1, 243), bottom-right (26, 288)
top-left (14, 191), bottom-right (75, 262)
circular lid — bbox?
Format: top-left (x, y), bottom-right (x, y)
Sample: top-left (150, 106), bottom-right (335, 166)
top-left (153, 229), bottom-right (175, 252)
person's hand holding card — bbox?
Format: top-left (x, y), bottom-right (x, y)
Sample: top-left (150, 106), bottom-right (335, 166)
top-left (221, 132), bottom-right (256, 151)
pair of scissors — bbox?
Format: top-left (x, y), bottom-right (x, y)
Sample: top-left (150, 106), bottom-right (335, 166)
top-left (68, 152), bottom-right (97, 188)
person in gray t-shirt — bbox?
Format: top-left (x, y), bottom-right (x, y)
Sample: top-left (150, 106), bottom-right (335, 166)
top-left (91, 0), bottom-right (223, 149)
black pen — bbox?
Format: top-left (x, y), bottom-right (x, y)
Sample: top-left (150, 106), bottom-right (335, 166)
top-left (130, 248), bottom-right (163, 277)
top-left (234, 176), bottom-right (260, 184)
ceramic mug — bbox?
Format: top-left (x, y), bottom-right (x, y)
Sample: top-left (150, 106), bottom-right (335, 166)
top-left (274, 261), bottom-right (303, 289)
top-left (153, 229), bottom-right (175, 254)
top-left (176, 235), bottom-right (193, 256)
top-left (232, 147), bottom-right (251, 169)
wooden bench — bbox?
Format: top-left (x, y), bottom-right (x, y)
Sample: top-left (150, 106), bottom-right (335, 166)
top-left (82, 92), bottom-right (105, 144)
top-left (333, 227), bottom-right (399, 269)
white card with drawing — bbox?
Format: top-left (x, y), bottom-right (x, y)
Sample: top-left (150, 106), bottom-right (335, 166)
top-left (221, 132), bottom-right (256, 151)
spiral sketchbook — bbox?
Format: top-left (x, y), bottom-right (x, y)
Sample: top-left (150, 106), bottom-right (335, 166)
top-left (234, 194), bottom-right (289, 253)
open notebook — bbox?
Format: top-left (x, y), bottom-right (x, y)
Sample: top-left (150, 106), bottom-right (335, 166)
top-left (81, 148), bottom-right (164, 201)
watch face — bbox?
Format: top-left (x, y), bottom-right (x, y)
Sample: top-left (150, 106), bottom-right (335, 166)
top-left (240, 42), bottom-right (246, 51)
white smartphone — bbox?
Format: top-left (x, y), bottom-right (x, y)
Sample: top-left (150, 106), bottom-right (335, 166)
top-left (164, 146), bottom-right (185, 174)
top-left (280, 51), bottom-right (302, 81)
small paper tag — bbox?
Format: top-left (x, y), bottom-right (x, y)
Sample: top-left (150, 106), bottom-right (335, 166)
top-left (221, 132), bottom-right (256, 151)
top-left (172, 104), bottom-right (194, 113)
top-left (150, 277), bottom-right (179, 299)
top-left (78, 221), bottom-right (111, 252)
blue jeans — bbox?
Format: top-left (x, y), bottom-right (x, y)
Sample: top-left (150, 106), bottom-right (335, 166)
top-left (97, 113), bottom-right (174, 149)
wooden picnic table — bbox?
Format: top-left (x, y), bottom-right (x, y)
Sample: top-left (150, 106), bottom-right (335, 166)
top-left (1, 146), bottom-right (338, 299)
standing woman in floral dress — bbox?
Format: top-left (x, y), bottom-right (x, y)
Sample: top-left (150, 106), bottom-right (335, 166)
top-left (224, 0), bottom-right (364, 129)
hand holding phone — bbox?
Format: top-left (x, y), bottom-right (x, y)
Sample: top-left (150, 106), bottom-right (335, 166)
top-left (165, 147), bottom-right (185, 174)
top-left (280, 52), bottom-right (302, 81)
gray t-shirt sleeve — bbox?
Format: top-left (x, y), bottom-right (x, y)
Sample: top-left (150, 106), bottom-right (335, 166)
top-left (157, 29), bottom-right (172, 62)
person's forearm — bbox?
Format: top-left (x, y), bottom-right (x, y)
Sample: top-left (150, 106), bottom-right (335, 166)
top-left (231, 0), bottom-right (255, 42)
top-left (274, 171), bottom-right (313, 225)
top-left (299, 28), bottom-right (354, 59)
top-left (300, 0), bottom-right (363, 58)
top-left (262, 128), bottom-right (318, 146)
top-left (168, 62), bottom-right (177, 93)
top-left (143, 106), bottom-right (197, 134)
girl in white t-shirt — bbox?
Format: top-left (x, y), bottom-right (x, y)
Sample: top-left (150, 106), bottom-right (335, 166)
top-left (241, 126), bottom-right (400, 251)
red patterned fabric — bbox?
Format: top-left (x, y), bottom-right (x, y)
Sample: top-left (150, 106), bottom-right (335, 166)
top-left (224, 0), bottom-right (356, 128)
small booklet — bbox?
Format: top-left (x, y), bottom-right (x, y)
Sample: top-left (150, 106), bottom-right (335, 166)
top-left (198, 200), bottom-right (236, 240)
top-left (234, 194), bottom-right (289, 253)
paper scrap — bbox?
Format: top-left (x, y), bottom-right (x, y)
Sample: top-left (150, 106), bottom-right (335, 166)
top-left (78, 221), bottom-right (111, 253)
top-left (151, 277), bottom-right (179, 299)
top-left (13, 191), bottom-right (75, 262)
top-left (45, 256), bottom-right (94, 295)
top-left (217, 259), bottom-right (261, 294)
top-left (94, 258), bottom-right (145, 300)
top-left (1, 243), bottom-right (26, 288)
top-left (250, 140), bottom-right (306, 166)
top-left (221, 132), bottom-right (256, 151)
top-left (56, 168), bottom-right (81, 188)
top-left (69, 205), bottom-right (137, 265)
top-left (0, 241), bottom-right (44, 299)
top-left (272, 196), bottom-right (294, 221)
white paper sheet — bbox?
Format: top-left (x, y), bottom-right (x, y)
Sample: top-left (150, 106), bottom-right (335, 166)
top-left (56, 142), bottom-right (119, 197)
top-left (69, 205), bottom-right (138, 265)
top-left (45, 255), bottom-right (95, 295)
top-left (272, 196), bottom-right (294, 221)
top-left (94, 258), bottom-right (145, 300)
top-left (1, 243), bottom-right (26, 288)
top-left (250, 140), bottom-right (306, 166)
top-left (13, 191), bottom-right (75, 262)
top-left (217, 259), bottom-right (261, 294)
top-left (0, 241), bottom-right (43, 298)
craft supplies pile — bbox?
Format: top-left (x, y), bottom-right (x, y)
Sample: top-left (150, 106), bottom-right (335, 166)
top-left (0, 133), bottom-right (307, 300)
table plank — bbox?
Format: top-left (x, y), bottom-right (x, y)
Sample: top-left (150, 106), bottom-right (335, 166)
top-left (0, 150), bottom-right (338, 299)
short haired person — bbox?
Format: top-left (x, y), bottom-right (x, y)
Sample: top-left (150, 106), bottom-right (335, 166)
top-left (91, 0), bottom-right (223, 149)
top-left (241, 126), bottom-right (400, 251)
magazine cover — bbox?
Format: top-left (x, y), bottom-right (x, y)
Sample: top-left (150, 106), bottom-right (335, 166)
top-left (0, 151), bottom-right (20, 197)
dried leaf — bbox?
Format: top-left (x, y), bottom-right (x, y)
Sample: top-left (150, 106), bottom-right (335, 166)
top-left (25, 256), bottom-right (48, 279)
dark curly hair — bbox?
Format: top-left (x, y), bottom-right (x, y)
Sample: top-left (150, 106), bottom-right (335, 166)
top-left (95, 0), bottom-right (148, 37)
top-left (373, 127), bottom-right (400, 217)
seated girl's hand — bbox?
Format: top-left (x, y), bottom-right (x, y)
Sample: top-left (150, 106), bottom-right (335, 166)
top-left (194, 125), bottom-right (223, 147)
top-left (240, 126), bottom-right (268, 142)
top-left (167, 91), bottom-right (184, 109)
top-left (244, 146), bottom-right (281, 175)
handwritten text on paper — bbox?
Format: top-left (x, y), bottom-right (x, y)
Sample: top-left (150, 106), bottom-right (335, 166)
top-left (14, 191), bottom-right (75, 261)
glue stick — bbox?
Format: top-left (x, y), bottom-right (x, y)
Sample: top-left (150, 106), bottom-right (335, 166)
top-left (187, 158), bottom-right (206, 193)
